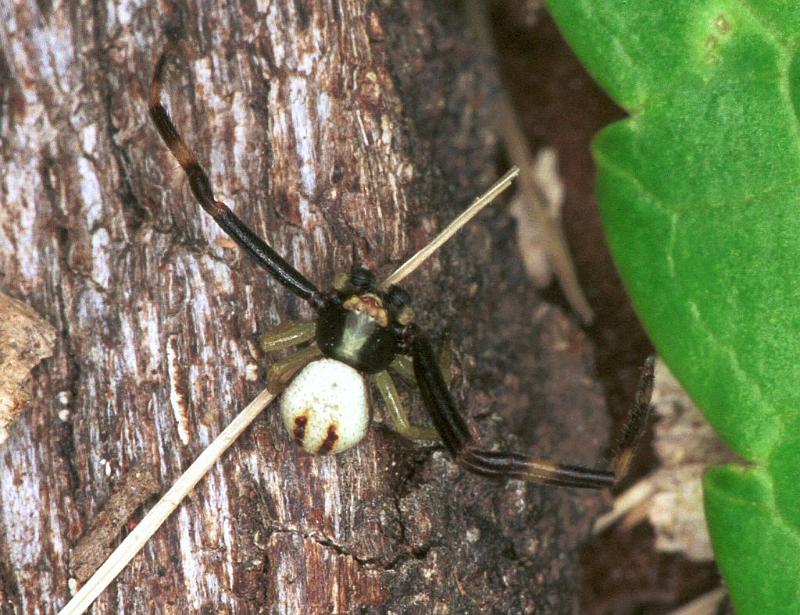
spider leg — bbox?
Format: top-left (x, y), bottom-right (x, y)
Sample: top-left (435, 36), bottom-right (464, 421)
top-left (267, 343), bottom-right (323, 394)
top-left (406, 328), bottom-right (655, 489)
top-left (372, 370), bottom-right (439, 441)
top-left (609, 355), bottom-right (656, 479)
top-left (390, 342), bottom-right (452, 385)
top-left (149, 47), bottom-right (324, 309)
top-left (260, 320), bottom-right (317, 354)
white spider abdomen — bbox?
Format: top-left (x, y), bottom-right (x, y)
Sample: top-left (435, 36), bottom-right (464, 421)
top-left (280, 358), bottom-right (369, 455)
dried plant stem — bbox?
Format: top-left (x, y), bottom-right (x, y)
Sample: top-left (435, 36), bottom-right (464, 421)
top-left (498, 102), bottom-right (595, 324)
top-left (57, 387), bottom-right (277, 615)
top-left (382, 166), bottom-right (519, 287)
top-left (667, 587), bottom-right (728, 615)
top-left (592, 480), bottom-right (655, 535)
top-left (463, 0), bottom-right (594, 325)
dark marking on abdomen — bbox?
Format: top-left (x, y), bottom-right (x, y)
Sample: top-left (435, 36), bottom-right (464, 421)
top-left (293, 416), bottom-right (308, 443)
top-left (317, 425), bottom-right (339, 455)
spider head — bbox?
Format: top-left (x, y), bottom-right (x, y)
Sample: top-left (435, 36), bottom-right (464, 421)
top-left (331, 266), bottom-right (415, 325)
top-left (316, 266), bottom-right (414, 373)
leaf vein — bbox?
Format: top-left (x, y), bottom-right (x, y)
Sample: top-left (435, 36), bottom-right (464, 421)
top-left (730, 0), bottom-right (783, 48)
top-left (596, 150), bottom-right (783, 458)
top-left (778, 39), bottom-right (800, 164)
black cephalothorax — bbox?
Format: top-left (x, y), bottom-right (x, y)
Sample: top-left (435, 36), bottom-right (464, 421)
top-left (314, 268), bottom-right (407, 374)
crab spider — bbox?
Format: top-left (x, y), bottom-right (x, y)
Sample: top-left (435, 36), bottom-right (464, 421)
top-left (149, 46), bottom-right (654, 490)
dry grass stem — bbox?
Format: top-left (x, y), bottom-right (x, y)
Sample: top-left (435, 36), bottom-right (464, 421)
top-left (383, 166), bottom-right (519, 288)
top-left (58, 387), bottom-right (277, 615)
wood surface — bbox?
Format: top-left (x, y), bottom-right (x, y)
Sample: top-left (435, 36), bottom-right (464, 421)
top-left (0, 1), bottom-right (611, 612)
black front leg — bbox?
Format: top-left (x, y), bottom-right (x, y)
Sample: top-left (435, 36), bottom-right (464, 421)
top-left (407, 327), bottom-right (618, 489)
top-left (149, 47), bottom-right (324, 309)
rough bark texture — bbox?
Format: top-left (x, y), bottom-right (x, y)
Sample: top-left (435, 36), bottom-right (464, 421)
top-left (1, 1), bottom-right (610, 613)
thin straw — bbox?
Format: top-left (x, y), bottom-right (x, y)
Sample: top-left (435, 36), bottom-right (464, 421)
top-left (57, 387), bottom-right (277, 615)
top-left (382, 166), bottom-right (519, 287)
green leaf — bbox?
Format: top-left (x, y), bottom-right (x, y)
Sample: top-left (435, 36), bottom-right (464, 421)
top-left (705, 466), bottom-right (800, 613)
top-left (545, 1), bottom-right (800, 611)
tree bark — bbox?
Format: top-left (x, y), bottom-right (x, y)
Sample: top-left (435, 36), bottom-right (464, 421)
top-left (0, 1), bottom-right (610, 613)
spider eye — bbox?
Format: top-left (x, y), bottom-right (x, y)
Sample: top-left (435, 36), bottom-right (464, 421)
top-left (350, 266), bottom-right (374, 291)
top-left (385, 285), bottom-right (411, 310)
top-left (386, 285), bottom-right (414, 324)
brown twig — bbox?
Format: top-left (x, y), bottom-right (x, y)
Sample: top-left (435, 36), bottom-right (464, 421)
top-left (70, 462), bottom-right (161, 582)
top-left (463, 0), bottom-right (595, 325)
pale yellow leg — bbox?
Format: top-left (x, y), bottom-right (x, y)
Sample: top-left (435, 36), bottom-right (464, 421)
top-left (267, 344), bottom-right (323, 394)
top-left (390, 343), bottom-right (452, 385)
top-left (372, 370), bottom-right (439, 441)
top-left (259, 320), bottom-right (316, 354)
top-left (389, 354), bottom-right (415, 381)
